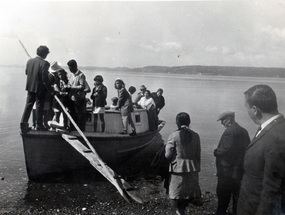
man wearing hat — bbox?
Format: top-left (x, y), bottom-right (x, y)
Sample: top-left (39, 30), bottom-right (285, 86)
top-left (214, 111), bottom-right (250, 215)
top-left (133, 85), bottom-right (147, 104)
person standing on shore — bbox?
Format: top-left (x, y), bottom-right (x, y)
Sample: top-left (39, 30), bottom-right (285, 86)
top-left (20, 45), bottom-right (51, 133)
top-left (214, 110), bottom-right (250, 215)
top-left (165, 112), bottom-right (202, 215)
top-left (237, 84), bottom-right (285, 215)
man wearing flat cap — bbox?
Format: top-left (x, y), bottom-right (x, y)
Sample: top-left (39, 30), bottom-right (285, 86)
top-left (214, 111), bottom-right (250, 215)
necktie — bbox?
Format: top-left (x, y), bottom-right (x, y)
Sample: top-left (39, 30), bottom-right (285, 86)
top-left (255, 126), bottom-right (262, 137)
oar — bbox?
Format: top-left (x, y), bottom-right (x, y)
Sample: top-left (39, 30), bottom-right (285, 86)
top-left (54, 95), bottom-right (132, 202)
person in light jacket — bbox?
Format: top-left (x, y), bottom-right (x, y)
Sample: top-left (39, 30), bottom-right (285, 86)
top-left (165, 112), bottom-right (202, 215)
top-left (114, 78), bottom-right (137, 136)
top-left (66, 59), bottom-right (90, 131)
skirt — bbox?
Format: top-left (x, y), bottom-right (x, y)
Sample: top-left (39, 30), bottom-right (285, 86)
top-left (169, 172), bottom-right (199, 200)
top-left (93, 106), bottom-right (105, 114)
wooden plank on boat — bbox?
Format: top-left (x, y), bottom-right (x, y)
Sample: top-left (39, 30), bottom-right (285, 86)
top-left (53, 95), bottom-right (144, 204)
top-left (61, 133), bottom-right (144, 204)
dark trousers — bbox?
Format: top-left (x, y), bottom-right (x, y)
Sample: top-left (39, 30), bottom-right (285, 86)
top-left (216, 177), bottom-right (240, 215)
top-left (21, 91), bottom-right (46, 127)
top-left (68, 99), bottom-right (86, 131)
top-left (147, 108), bottom-right (158, 131)
top-left (94, 113), bottom-right (105, 132)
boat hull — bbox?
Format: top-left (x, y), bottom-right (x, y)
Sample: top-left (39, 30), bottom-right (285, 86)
top-left (21, 130), bottom-right (164, 181)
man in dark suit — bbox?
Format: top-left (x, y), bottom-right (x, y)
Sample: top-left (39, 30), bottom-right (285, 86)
top-left (237, 84), bottom-right (285, 215)
top-left (20, 46), bottom-right (51, 133)
top-left (214, 111), bottom-right (250, 215)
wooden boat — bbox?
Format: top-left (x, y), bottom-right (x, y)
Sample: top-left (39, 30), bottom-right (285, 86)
top-left (17, 42), bottom-right (164, 203)
top-left (21, 107), bottom-right (165, 182)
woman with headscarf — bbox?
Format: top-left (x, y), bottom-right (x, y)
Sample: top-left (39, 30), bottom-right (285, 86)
top-left (165, 112), bottom-right (202, 215)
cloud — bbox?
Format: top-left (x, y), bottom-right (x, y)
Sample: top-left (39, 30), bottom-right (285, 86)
top-left (261, 25), bottom-right (285, 40)
top-left (205, 46), bottom-right (219, 53)
top-left (140, 44), bottom-right (160, 53)
top-left (105, 37), bottom-right (117, 44)
top-left (141, 41), bottom-right (181, 53)
top-left (163, 42), bottom-right (181, 50)
top-left (205, 46), bottom-right (230, 55)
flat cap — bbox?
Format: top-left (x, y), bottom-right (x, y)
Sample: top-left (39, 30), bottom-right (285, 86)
top-left (217, 110), bottom-right (235, 121)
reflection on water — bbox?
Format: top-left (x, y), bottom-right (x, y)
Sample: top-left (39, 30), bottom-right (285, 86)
top-left (1, 67), bottom-right (285, 212)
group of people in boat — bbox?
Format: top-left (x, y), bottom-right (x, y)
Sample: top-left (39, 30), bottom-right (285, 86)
top-left (20, 46), bottom-right (165, 135)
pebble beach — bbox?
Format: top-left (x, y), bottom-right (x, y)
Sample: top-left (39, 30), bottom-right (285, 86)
top-left (2, 174), bottom-right (219, 215)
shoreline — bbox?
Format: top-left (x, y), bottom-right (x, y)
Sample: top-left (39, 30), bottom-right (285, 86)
top-left (1, 175), bottom-right (220, 215)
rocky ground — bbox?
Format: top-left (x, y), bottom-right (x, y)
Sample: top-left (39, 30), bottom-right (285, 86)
top-left (1, 174), bottom-right (222, 215)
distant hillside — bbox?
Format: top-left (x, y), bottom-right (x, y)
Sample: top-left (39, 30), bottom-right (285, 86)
top-left (3, 64), bottom-right (285, 78)
top-left (82, 65), bottom-right (285, 78)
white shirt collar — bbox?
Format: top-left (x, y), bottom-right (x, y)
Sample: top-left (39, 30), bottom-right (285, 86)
top-left (260, 113), bottom-right (282, 131)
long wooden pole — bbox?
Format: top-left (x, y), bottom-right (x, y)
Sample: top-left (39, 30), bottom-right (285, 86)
top-left (17, 36), bottom-right (32, 58)
top-left (54, 95), bottom-right (131, 202)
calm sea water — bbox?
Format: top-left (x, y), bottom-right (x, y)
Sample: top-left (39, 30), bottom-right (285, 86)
top-left (1, 66), bottom-right (285, 212)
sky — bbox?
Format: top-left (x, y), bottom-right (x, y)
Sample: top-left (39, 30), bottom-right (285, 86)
top-left (1, 0), bottom-right (285, 68)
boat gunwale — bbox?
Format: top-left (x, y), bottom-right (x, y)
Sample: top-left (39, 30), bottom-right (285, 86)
top-left (21, 129), bottom-right (160, 140)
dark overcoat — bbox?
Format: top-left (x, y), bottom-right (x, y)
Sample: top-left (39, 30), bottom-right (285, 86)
top-left (25, 56), bottom-right (50, 93)
top-left (215, 122), bottom-right (250, 179)
top-left (90, 84), bottom-right (107, 108)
